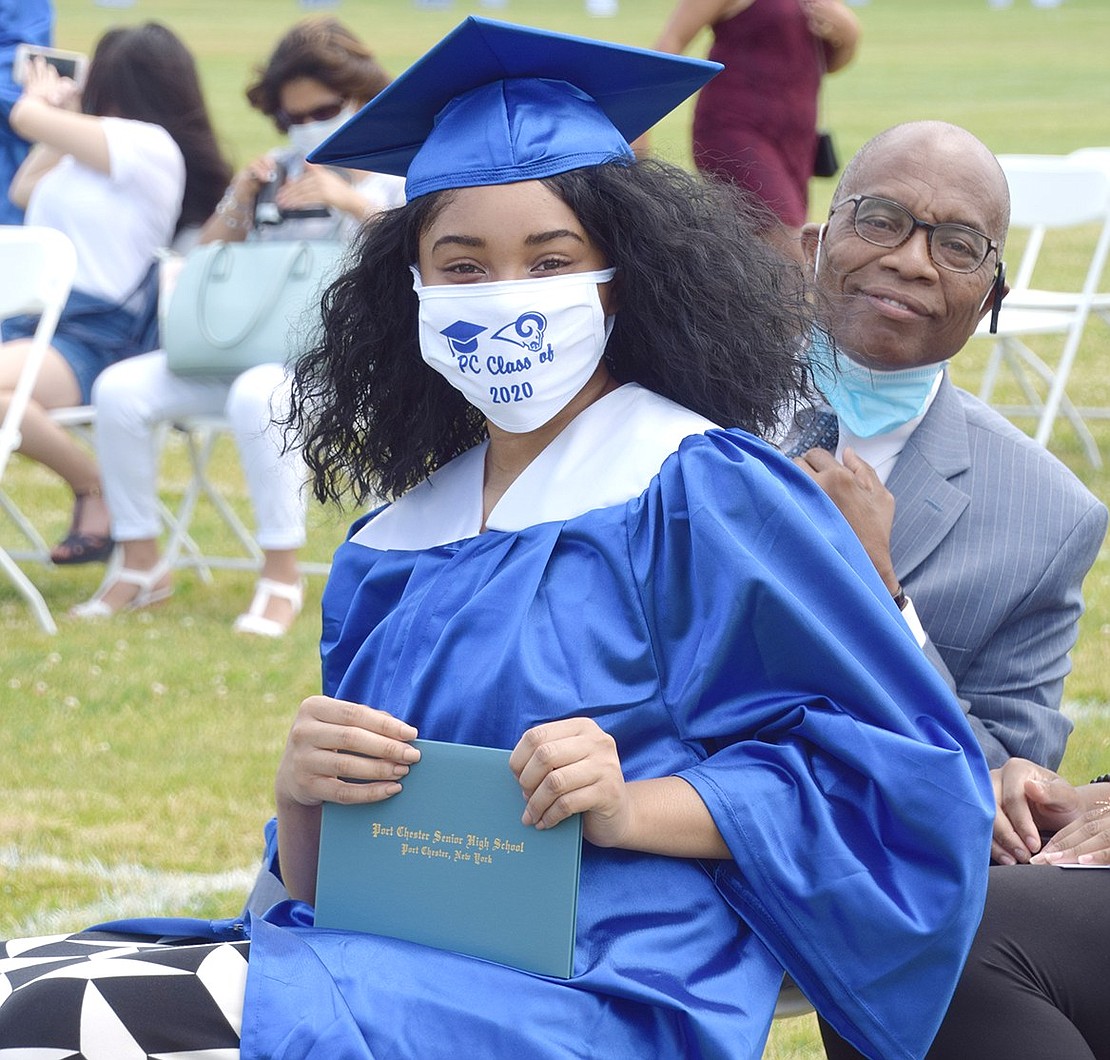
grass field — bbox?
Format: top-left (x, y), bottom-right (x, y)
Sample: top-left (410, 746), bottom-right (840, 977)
top-left (3, 1), bottom-right (1110, 1056)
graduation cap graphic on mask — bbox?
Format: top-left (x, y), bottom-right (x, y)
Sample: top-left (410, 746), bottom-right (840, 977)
top-left (439, 319), bottom-right (487, 355)
top-left (307, 16), bottom-right (722, 201)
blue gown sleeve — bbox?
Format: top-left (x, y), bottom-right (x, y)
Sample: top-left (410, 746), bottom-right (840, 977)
top-left (1, 1), bottom-right (52, 226)
top-left (320, 510), bottom-right (379, 694)
top-left (629, 430), bottom-right (994, 1060)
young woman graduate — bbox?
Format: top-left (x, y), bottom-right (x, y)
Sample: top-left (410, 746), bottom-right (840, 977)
top-left (0, 18), bottom-right (994, 1060)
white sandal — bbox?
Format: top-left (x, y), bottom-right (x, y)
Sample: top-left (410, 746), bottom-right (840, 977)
top-left (70, 560), bottom-right (174, 619)
top-left (233, 577), bottom-right (305, 638)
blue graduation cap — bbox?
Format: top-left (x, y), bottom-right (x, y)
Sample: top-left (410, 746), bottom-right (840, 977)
top-left (439, 319), bottom-right (487, 355)
top-left (308, 16), bottom-right (721, 200)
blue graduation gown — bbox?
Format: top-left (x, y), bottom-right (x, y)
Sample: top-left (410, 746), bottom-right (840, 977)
top-left (235, 386), bottom-right (994, 1058)
top-left (111, 385), bottom-right (993, 1058)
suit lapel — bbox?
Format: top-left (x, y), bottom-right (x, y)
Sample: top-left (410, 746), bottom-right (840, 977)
top-left (888, 374), bottom-right (972, 581)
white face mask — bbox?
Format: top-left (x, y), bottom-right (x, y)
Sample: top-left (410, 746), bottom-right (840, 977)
top-left (286, 106), bottom-right (356, 156)
top-left (411, 267), bottom-right (617, 433)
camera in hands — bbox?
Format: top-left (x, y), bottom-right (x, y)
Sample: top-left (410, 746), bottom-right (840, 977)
top-left (254, 156), bottom-right (332, 226)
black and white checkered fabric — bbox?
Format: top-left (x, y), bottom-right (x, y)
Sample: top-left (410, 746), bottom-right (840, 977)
top-left (0, 930), bottom-right (248, 1058)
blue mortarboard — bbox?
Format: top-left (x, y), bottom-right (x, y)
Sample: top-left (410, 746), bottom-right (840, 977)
top-left (308, 16), bottom-right (721, 200)
top-left (439, 319), bottom-right (487, 355)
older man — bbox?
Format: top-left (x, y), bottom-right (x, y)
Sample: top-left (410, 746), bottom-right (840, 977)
top-left (790, 120), bottom-right (1106, 771)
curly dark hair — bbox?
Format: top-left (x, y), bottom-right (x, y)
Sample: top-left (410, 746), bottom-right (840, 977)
top-left (246, 17), bottom-right (392, 129)
top-left (289, 158), bottom-right (813, 507)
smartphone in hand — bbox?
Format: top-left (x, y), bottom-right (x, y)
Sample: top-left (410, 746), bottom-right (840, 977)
top-left (12, 44), bottom-right (89, 89)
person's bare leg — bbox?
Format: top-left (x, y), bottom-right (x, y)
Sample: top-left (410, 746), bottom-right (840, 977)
top-left (0, 342), bottom-right (111, 546)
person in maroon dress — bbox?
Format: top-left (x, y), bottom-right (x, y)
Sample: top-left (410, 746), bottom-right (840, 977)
top-left (651, 0), bottom-right (859, 244)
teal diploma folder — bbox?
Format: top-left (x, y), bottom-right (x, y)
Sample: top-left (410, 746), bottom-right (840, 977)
top-left (313, 739), bottom-right (583, 978)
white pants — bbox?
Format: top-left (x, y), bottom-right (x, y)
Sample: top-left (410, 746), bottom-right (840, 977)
top-left (93, 353), bottom-right (307, 551)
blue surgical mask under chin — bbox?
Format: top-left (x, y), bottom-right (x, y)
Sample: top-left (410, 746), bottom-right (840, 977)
top-left (807, 327), bottom-right (946, 439)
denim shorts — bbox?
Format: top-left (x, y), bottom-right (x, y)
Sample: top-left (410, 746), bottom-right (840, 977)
top-left (2, 268), bottom-right (159, 404)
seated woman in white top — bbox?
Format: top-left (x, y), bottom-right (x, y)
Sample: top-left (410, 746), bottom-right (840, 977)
top-left (2, 21), bottom-right (231, 566)
top-left (77, 17), bottom-right (405, 637)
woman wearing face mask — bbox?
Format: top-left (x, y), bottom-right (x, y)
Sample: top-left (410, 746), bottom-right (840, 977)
top-left (76, 17), bottom-right (403, 635)
top-left (0, 21), bottom-right (994, 1059)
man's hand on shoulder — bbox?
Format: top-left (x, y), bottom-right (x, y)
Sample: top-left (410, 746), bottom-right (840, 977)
top-left (794, 446), bottom-right (898, 593)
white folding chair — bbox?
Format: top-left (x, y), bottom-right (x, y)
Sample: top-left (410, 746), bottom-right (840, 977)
top-left (26, 404), bottom-right (294, 585)
top-left (974, 154), bottom-right (1110, 466)
top-left (161, 413), bottom-right (264, 580)
top-left (161, 413), bottom-right (330, 580)
top-left (0, 226), bottom-right (78, 633)
top-left (1069, 147), bottom-right (1110, 330)
top-left (1001, 148), bottom-right (1110, 331)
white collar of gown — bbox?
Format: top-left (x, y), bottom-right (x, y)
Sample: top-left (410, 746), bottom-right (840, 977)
top-left (351, 383), bottom-right (718, 552)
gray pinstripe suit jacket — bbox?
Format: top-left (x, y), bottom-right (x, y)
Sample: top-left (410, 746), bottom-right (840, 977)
top-left (888, 373), bottom-right (1107, 769)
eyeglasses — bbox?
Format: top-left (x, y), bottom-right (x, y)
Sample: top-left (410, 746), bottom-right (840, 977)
top-left (830, 194), bottom-right (999, 274)
top-left (275, 99), bottom-right (345, 132)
